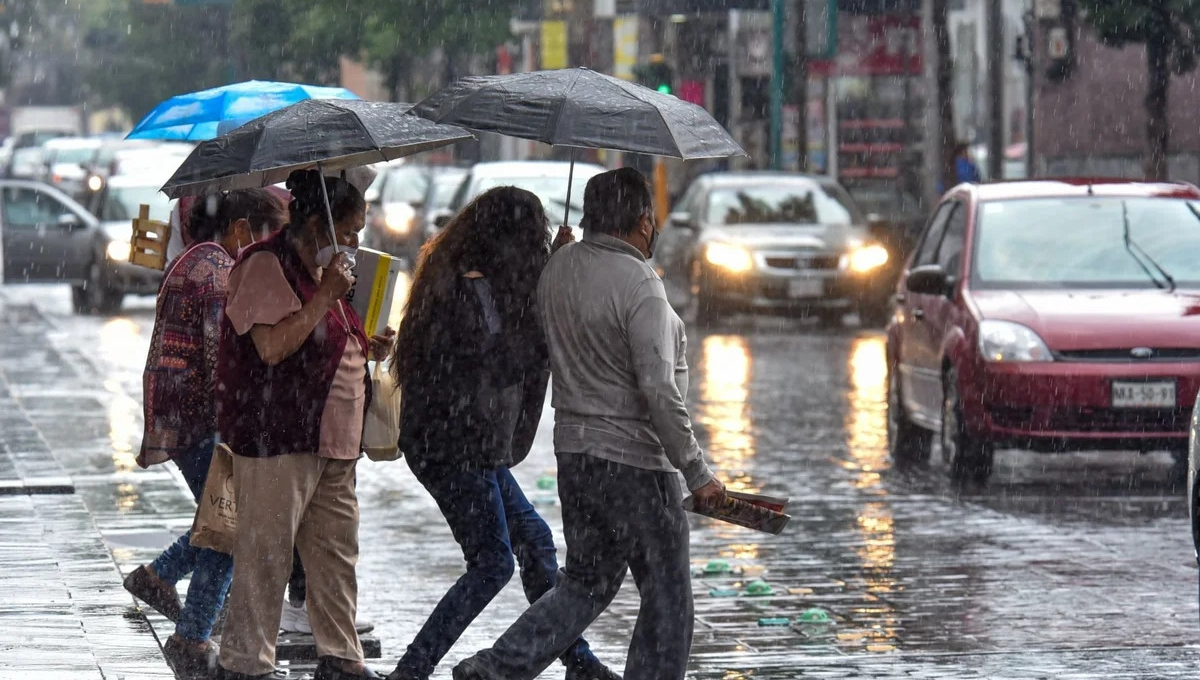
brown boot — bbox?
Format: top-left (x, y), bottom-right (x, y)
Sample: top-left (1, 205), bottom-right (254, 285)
top-left (164, 635), bottom-right (219, 680)
top-left (123, 565), bottom-right (182, 622)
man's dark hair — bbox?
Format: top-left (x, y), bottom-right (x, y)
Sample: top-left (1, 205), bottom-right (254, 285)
top-left (581, 167), bottom-right (653, 236)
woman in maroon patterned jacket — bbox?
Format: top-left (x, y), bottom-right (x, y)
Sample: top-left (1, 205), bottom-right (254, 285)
top-left (124, 189), bottom-right (287, 678)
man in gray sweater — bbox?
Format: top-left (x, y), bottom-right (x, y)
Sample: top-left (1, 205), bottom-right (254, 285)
top-left (454, 168), bottom-right (726, 680)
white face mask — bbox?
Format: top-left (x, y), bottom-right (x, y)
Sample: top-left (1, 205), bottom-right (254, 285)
top-left (236, 234), bottom-right (256, 259)
top-left (316, 243), bottom-right (358, 269)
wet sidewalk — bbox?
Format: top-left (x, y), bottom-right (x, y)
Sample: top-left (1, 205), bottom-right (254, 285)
top-left (0, 303), bottom-right (171, 680)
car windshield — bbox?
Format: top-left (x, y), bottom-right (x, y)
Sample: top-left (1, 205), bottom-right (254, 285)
top-left (972, 196), bottom-right (1200, 289)
top-left (429, 173), bottom-right (466, 208)
top-left (705, 184), bottom-right (858, 225)
top-left (13, 148), bottom-right (44, 164)
top-left (474, 175), bottom-right (591, 218)
top-left (52, 147), bottom-right (98, 164)
top-left (382, 166), bottom-right (432, 205)
top-left (102, 185), bottom-right (172, 222)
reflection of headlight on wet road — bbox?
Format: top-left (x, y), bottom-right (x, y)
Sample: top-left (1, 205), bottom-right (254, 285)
top-left (847, 244), bottom-right (889, 273)
top-left (385, 203), bottom-right (415, 234)
top-left (106, 240), bottom-right (131, 262)
top-left (705, 242), bottom-right (753, 273)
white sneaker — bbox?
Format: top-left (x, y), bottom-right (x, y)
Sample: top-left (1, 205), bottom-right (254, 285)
top-left (279, 600), bottom-right (374, 635)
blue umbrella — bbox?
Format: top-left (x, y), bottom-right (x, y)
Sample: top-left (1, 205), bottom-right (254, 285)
top-left (127, 80), bottom-right (360, 141)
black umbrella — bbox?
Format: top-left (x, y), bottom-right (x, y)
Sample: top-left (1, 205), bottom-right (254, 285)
top-left (410, 67), bottom-right (745, 226)
top-left (161, 98), bottom-right (472, 256)
top-left (162, 99), bottom-right (471, 198)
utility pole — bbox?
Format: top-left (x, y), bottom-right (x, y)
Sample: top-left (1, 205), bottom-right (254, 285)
top-left (793, 0), bottom-right (808, 173)
top-left (986, 0), bottom-right (1004, 180)
top-left (769, 0), bottom-right (785, 170)
top-left (1017, 6), bottom-right (1036, 178)
top-left (921, 0), bottom-right (941, 204)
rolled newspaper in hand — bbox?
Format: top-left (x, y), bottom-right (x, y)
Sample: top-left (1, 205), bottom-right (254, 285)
top-left (683, 492), bottom-right (791, 535)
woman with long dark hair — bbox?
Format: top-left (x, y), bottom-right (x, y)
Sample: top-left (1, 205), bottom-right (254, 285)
top-left (385, 187), bottom-right (618, 680)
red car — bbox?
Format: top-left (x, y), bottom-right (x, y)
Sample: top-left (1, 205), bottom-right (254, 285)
top-left (886, 179), bottom-right (1200, 483)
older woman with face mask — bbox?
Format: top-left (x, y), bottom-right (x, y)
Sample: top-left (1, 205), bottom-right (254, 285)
top-left (214, 169), bottom-right (392, 680)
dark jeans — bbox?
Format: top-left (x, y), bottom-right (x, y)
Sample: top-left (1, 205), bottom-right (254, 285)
top-left (395, 462), bottom-right (598, 678)
top-left (148, 435), bottom-right (234, 642)
top-left (462, 453), bottom-right (694, 680)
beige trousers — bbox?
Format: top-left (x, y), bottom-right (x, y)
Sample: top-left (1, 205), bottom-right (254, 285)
top-left (219, 453), bottom-right (363, 675)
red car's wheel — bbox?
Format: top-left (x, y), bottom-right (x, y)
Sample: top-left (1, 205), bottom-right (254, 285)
top-left (941, 367), bottom-right (994, 484)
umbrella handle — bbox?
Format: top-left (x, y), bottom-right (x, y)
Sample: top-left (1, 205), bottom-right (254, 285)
top-left (562, 150), bottom-right (576, 230)
top-left (316, 161), bottom-right (340, 252)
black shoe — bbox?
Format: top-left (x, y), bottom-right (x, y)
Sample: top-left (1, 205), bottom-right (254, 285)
top-left (384, 666), bottom-right (426, 680)
top-left (124, 564), bottom-right (182, 622)
top-left (564, 658), bottom-right (622, 680)
top-left (216, 665), bottom-right (289, 680)
top-left (313, 657), bottom-right (382, 680)
top-left (451, 659), bottom-right (486, 680)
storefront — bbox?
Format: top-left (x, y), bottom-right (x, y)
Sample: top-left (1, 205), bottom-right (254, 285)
top-left (812, 7), bottom-right (925, 226)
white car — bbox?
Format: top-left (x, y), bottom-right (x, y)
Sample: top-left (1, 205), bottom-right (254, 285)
top-left (41, 137), bottom-right (104, 197)
top-left (445, 161), bottom-right (608, 241)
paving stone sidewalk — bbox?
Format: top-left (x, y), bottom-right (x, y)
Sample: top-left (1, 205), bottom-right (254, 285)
top-left (0, 300), bottom-right (171, 680)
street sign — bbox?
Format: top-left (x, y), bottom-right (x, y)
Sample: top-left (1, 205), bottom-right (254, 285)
top-left (541, 21), bottom-right (568, 69)
top-left (805, 0), bottom-right (837, 60)
top-left (613, 16), bottom-right (638, 81)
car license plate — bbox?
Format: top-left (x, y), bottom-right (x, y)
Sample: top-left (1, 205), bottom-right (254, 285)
top-left (1111, 380), bottom-right (1176, 408)
top-left (788, 278), bottom-right (823, 299)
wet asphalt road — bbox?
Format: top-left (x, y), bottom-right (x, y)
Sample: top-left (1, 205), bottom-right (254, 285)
top-left (3, 283), bottom-right (1198, 679)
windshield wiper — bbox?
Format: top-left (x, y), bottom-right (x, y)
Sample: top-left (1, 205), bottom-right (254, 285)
top-left (1122, 201), bottom-right (1176, 292)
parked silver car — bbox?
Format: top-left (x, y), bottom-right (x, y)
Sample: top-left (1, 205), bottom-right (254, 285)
top-left (0, 179), bottom-right (160, 314)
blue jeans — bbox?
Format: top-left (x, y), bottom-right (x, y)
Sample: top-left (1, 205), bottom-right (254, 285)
top-left (396, 463), bottom-right (598, 678)
top-left (149, 435), bottom-right (233, 642)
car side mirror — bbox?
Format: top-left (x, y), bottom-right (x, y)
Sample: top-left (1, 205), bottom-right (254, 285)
top-left (669, 211), bottom-right (696, 230)
top-left (906, 264), bottom-right (951, 297)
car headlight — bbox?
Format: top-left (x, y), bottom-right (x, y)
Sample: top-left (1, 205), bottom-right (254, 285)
top-left (384, 203), bottom-right (415, 234)
top-left (847, 243), bottom-right (889, 273)
top-left (705, 242), bottom-right (753, 273)
top-left (978, 320), bottom-right (1054, 362)
top-left (87, 175), bottom-right (103, 192)
top-left (106, 239), bottom-right (131, 262)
